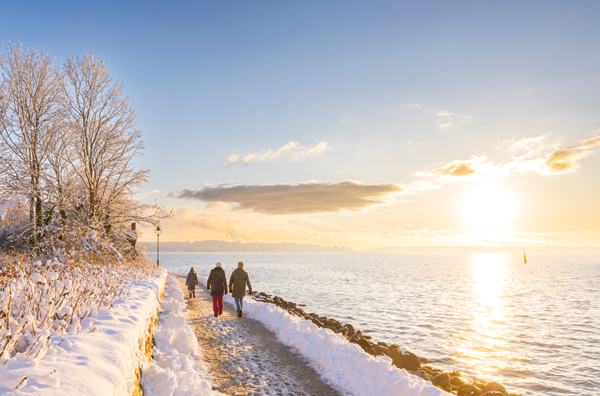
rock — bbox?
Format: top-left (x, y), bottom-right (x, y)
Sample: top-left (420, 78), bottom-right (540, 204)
top-left (388, 348), bottom-right (421, 371)
top-left (365, 348), bottom-right (377, 356)
top-left (338, 327), bottom-right (348, 334)
top-left (438, 381), bottom-right (453, 392)
top-left (465, 388), bottom-right (482, 396)
top-left (376, 341), bottom-right (388, 347)
top-left (356, 330), bottom-right (362, 336)
top-left (481, 383), bottom-right (508, 396)
top-left (357, 337), bottom-right (371, 349)
top-left (312, 319), bottom-right (323, 327)
top-left (451, 376), bottom-right (466, 386)
top-left (413, 370), bottom-right (432, 381)
top-left (345, 324), bottom-right (354, 331)
top-left (418, 357), bottom-right (430, 364)
top-left (432, 373), bottom-right (451, 386)
top-left (373, 345), bottom-right (389, 356)
top-left (346, 327), bottom-right (355, 337)
top-left (457, 385), bottom-right (473, 396)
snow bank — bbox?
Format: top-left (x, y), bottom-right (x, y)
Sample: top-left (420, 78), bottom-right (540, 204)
top-left (1, 267), bottom-right (167, 395)
top-left (198, 276), bottom-right (449, 396)
top-left (141, 275), bottom-right (214, 396)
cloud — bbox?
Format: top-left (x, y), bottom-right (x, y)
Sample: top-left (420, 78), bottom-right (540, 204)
top-left (401, 103), bottom-right (471, 129)
top-left (437, 110), bottom-right (472, 129)
top-left (509, 135), bottom-right (547, 150)
top-left (401, 102), bottom-right (423, 110)
top-left (545, 136), bottom-right (600, 173)
top-left (224, 141), bottom-right (331, 166)
top-left (425, 134), bottom-right (600, 180)
top-left (430, 156), bottom-right (489, 177)
top-left (173, 180), bottom-right (403, 214)
top-left (400, 180), bottom-right (443, 194)
top-left (138, 189), bottom-right (160, 199)
top-left (224, 154), bottom-right (239, 165)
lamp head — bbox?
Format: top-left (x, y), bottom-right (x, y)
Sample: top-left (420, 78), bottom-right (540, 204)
top-left (155, 225), bottom-right (162, 235)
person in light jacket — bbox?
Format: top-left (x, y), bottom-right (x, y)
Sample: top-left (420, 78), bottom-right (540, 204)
top-left (207, 262), bottom-right (227, 317)
top-left (229, 260), bottom-right (253, 318)
top-left (186, 267), bottom-right (198, 298)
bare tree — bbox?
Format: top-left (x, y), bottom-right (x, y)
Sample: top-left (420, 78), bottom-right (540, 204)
top-left (45, 126), bottom-right (75, 221)
top-left (63, 53), bottom-right (149, 232)
top-left (0, 42), bottom-right (64, 230)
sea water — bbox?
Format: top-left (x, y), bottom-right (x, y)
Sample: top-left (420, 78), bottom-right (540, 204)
top-left (152, 252), bottom-right (600, 396)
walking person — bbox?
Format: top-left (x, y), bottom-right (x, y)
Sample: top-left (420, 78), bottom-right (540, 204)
top-left (229, 260), bottom-right (253, 318)
top-left (186, 267), bottom-right (198, 298)
top-left (207, 262), bottom-right (227, 317)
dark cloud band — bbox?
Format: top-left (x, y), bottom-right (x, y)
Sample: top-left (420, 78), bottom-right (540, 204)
top-left (174, 181), bottom-right (403, 214)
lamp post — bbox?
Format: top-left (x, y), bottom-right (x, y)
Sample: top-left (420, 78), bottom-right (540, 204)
top-left (155, 225), bottom-right (162, 266)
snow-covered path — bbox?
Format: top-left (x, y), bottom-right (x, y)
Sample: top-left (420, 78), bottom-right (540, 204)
top-left (174, 275), bottom-right (342, 396)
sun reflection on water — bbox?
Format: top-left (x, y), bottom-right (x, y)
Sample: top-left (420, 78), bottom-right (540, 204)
top-left (453, 253), bottom-right (523, 383)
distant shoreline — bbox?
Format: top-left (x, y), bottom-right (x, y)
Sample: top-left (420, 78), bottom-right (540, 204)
top-left (139, 240), bottom-right (353, 253)
top-left (139, 241), bottom-right (600, 254)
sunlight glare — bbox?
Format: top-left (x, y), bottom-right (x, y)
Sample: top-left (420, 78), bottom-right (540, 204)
top-left (452, 253), bottom-right (520, 382)
top-left (460, 184), bottom-right (518, 232)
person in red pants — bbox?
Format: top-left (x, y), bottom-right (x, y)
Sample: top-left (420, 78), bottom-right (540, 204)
top-left (207, 262), bottom-right (228, 317)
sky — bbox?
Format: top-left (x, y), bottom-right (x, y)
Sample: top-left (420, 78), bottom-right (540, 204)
top-left (2, 1), bottom-right (600, 250)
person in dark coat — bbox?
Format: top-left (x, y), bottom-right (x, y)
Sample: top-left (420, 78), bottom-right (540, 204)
top-left (186, 267), bottom-right (199, 298)
top-left (207, 262), bottom-right (227, 317)
top-left (229, 260), bottom-right (252, 318)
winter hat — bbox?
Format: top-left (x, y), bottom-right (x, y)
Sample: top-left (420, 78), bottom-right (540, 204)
top-left (238, 260), bottom-right (245, 268)
top-left (215, 262), bottom-right (222, 268)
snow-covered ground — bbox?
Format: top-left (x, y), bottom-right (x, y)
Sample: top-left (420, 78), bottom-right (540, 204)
top-left (0, 265), bottom-right (166, 395)
top-left (194, 275), bottom-right (450, 396)
top-left (141, 274), bottom-right (215, 396)
top-left (179, 274), bottom-right (341, 395)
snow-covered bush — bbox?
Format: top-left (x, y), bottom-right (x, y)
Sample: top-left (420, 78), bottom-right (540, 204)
top-left (0, 256), bottom-right (160, 364)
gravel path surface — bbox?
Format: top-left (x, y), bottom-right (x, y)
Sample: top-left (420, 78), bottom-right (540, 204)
top-left (175, 274), bottom-right (344, 396)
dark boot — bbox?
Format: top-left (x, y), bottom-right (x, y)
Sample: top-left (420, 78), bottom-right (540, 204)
top-left (189, 293), bottom-right (192, 299)
top-left (238, 309), bottom-right (243, 318)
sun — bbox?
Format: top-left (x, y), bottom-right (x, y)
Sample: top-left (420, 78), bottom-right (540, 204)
top-left (460, 184), bottom-right (519, 232)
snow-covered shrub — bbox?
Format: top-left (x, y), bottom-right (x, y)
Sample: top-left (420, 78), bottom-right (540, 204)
top-left (0, 256), bottom-right (161, 364)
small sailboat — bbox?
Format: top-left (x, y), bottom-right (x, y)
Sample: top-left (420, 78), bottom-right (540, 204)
top-left (524, 249), bottom-right (527, 264)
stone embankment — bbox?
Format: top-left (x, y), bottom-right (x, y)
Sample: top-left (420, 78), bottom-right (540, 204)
top-left (250, 292), bottom-right (519, 396)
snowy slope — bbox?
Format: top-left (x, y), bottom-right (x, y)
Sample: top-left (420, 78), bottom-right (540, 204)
top-left (141, 274), bottom-right (215, 396)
